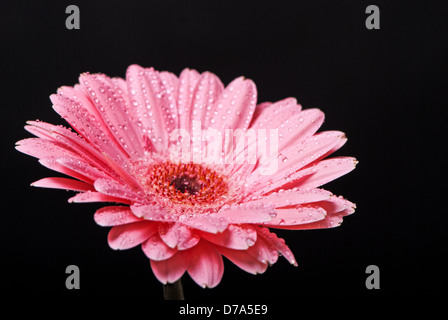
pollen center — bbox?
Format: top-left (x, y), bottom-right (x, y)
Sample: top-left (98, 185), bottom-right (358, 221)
top-left (137, 162), bottom-right (230, 212)
top-left (170, 174), bottom-right (202, 195)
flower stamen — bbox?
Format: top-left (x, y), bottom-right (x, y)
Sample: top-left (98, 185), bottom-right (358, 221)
top-left (135, 161), bottom-right (230, 213)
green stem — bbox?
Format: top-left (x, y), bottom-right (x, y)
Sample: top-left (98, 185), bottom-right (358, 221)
top-left (163, 278), bottom-right (185, 300)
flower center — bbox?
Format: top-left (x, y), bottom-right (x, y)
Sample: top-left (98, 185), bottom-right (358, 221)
top-left (169, 174), bottom-right (202, 195)
top-left (136, 161), bottom-right (230, 213)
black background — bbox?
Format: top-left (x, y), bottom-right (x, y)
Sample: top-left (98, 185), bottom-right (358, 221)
top-left (1, 0), bottom-right (446, 301)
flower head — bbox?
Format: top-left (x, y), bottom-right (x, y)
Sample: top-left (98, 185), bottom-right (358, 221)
top-left (16, 65), bottom-right (357, 288)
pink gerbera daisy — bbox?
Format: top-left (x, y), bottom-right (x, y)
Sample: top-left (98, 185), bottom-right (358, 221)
top-left (16, 65), bottom-right (357, 294)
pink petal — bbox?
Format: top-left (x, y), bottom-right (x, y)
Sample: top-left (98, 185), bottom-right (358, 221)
top-left (31, 177), bottom-right (93, 192)
top-left (217, 246), bottom-right (268, 275)
top-left (94, 206), bottom-right (143, 226)
top-left (110, 77), bottom-right (129, 96)
top-left (159, 71), bottom-right (179, 99)
top-left (93, 178), bottom-right (147, 204)
top-left (141, 233), bottom-right (178, 261)
top-left (150, 250), bottom-right (190, 284)
top-left (263, 205), bottom-right (327, 227)
top-left (256, 227), bottom-right (298, 266)
top-left (247, 235), bottom-right (279, 265)
top-left (250, 98), bottom-right (298, 128)
top-left (217, 228), bottom-right (280, 268)
top-left (208, 77), bottom-right (257, 132)
top-left (286, 196), bottom-right (356, 230)
top-left (107, 221), bottom-right (158, 250)
top-left (213, 203), bottom-right (276, 224)
top-left (24, 122), bottom-right (96, 158)
top-left (79, 73), bottom-right (145, 159)
top-left (277, 131), bottom-right (347, 172)
top-left (250, 98), bottom-right (305, 152)
top-left (177, 68), bottom-right (201, 131)
top-left (130, 204), bottom-right (177, 222)
top-left (249, 101), bottom-right (272, 125)
top-left (110, 76), bottom-right (156, 154)
top-left (199, 224), bottom-right (257, 250)
top-left (50, 89), bottom-right (128, 167)
top-left (251, 106), bottom-right (324, 152)
top-left (247, 188), bottom-right (332, 208)
top-left (286, 211), bottom-right (347, 230)
top-left (191, 72), bottom-right (225, 130)
top-left (293, 157), bottom-right (358, 190)
top-left (68, 84), bottom-right (104, 121)
top-left (187, 240), bottom-right (224, 288)
top-left (322, 195), bottom-right (356, 214)
top-left (15, 138), bottom-right (77, 160)
top-left (24, 121), bottom-right (67, 140)
top-left (178, 214), bottom-right (229, 234)
top-left (24, 121), bottom-right (119, 180)
top-left (125, 65), bottom-right (178, 153)
top-left (319, 134), bottom-right (349, 161)
top-left (68, 191), bottom-right (131, 204)
top-left (247, 131), bottom-right (346, 194)
top-left (249, 156), bottom-right (357, 196)
top-left (38, 158), bottom-right (94, 183)
top-left (158, 223), bottom-right (199, 250)
top-left (56, 157), bottom-right (110, 182)
top-left (100, 152), bottom-right (142, 191)
top-left (277, 108), bottom-right (325, 151)
top-left (157, 222), bottom-right (178, 248)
